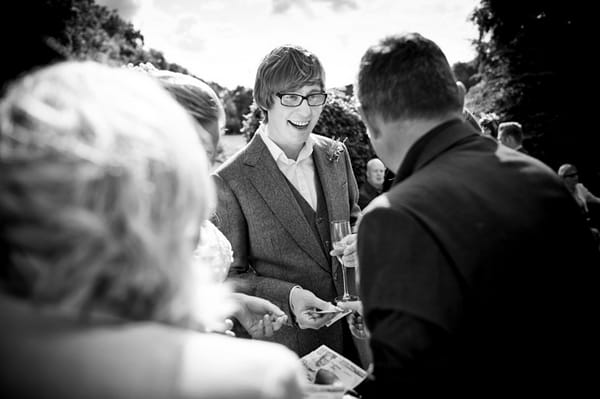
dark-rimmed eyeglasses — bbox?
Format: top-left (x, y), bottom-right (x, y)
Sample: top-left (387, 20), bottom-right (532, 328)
top-left (564, 172), bottom-right (578, 178)
top-left (275, 92), bottom-right (327, 107)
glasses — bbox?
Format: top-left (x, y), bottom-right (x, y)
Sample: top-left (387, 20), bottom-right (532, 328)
top-left (564, 173), bottom-right (578, 178)
top-left (275, 92), bottom-right (327, 107)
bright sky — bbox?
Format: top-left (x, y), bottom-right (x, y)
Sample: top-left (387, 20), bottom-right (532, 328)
top-left (98, 0), bottom-right (480, 90)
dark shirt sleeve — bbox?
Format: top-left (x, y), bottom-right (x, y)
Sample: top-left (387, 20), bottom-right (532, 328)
top-left (355, 311), bottom-right (451, 397)
top-left (355, 206), bottom-right (465, 396)
top-left (357, 207), bottom-right (465, 333)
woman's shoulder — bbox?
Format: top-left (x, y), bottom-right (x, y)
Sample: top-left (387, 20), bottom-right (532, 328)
top-left (179, 333), bottom-right (305, 399)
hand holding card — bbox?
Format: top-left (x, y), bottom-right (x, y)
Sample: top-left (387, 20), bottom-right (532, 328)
top-left (313, 306), bottom-right (343, 314)
top-left (324, 309), bottom-right (352, 327)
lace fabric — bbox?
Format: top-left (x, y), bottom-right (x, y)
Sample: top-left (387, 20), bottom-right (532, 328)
top-left (193, 221), bottom-right (233, 282)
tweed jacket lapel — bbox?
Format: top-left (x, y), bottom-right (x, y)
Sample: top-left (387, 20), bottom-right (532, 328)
top-left (312, 139), bottom-right (350, 276)
top-left (244, 134), bottom-right (331, 272)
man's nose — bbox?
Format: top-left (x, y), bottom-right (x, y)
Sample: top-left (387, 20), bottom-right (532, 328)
top-left (296, 98), bottom-right (314, 113)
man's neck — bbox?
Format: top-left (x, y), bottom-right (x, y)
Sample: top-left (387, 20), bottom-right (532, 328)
top-left (278, 144), bottom-right (302, 161)
top-left (385, 113), bottom-right (461, 172)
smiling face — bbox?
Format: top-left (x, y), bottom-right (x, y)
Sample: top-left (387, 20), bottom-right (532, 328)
top-left (266, 84), bottom-right (324, 152)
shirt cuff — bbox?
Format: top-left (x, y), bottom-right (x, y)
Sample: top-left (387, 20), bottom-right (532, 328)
top-left (288, 285), bottom-right (302, 327)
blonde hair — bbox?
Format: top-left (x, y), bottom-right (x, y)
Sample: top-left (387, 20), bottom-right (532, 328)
top-left (129, 63), bottom-right (225, 164)
top-left (0, 61), bottom-right (231, 328)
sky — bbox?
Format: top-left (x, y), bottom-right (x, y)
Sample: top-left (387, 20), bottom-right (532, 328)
top-left (97, 0), bottom-right (481, 90)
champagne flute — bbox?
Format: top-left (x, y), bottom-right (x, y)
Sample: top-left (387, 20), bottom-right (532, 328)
top-left (330, 220), bottom-right (359, 303)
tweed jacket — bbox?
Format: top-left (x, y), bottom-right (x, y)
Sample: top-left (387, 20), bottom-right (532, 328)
top-left (212, 133), bottom-right (361, 357)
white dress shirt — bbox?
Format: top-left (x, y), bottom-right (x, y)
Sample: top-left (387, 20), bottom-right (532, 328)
top-left (258, 125), bottom-right (318, 211)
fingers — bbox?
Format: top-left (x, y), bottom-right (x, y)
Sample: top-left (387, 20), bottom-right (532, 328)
top-left (260, 314), bottom-right (272, 337)
top-left (206, 318), bottom-right (235, 336)
top-left (271, 314), bottom-right (287, 331)
top-left (263, 301), bottom-right (286, 318)
top-left (347, 312), bottom-right (369, 339)
top-left (290, 289), bottom-right (342, 329)
top-left (296, 309), bottom-right (337, 329)
top-left (329, 234), bottom-right (358, 268)
top-left (223, 318), bottom-right (234, 331)
top-left (311, 297), bottom-right (338, 312)
top-left (337, 300), bottom-right (363, 314)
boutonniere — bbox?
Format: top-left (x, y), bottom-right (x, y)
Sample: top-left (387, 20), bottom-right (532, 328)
top-left (326, 137), bottom-right (347, 163)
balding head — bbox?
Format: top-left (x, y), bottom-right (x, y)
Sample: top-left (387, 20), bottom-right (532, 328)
top-left (366, 158), bottom-right (386, 189)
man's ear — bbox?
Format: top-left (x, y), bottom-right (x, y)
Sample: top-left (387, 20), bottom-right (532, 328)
top-left (456, 81), bottom-right (466, 109)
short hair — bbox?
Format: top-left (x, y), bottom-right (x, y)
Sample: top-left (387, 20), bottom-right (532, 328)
top-left (357, 32), bottom-right (461, 123)
top-left (253, 44), bottom-right (326, 122)
top-left (0, 61), bottom-right (229, 328)
top-left (498, 121), bottom-right (523, 144)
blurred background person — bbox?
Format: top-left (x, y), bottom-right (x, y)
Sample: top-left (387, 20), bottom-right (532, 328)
top-left (478, 113), bottom-right (500, 140)
top-left (0, 61), bottom-right (304, 399)
top-left (558, 163), bottom-right (600, 248)
top-left (462, 107), bottom-right (483, 133)
top-left (358, 158), bottom-right (386, 209)
top-left (558, 163), bottom-right (600, 216)
top-left (497, 121), bottom-right (528, 154)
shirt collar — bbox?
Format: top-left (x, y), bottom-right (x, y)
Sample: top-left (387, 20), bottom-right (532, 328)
top-left (393, 118), bottom-right (469, 185)
top-left (258, 123), bottom-right (314, 164)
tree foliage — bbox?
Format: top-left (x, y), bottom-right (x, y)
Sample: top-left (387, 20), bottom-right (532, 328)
top-left (241, 91), bottom-right (376, 187)
top-left (12, 0), bottom-right (256, 135)
top-left (452, 60), bottom-right (479, 92)
top-left (466, 0), bottom-right (597, 185)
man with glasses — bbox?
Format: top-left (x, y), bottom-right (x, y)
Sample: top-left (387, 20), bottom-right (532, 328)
top-left (211, 44), bottom-right (366, 367)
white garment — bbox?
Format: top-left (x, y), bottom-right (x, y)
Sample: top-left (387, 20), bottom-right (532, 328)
top-left (180, 332), bottom-right (305, 399)
top-left (0, 297), bottom-right (305, 399)
top-left (194, 220), bottom-right (234, 282)
top-left (258, 125), bottom-right (317, 210)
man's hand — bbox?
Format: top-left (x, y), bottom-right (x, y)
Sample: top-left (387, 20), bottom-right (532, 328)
top-left (337, 300), bottom-right (369, 339)
top-left (329, 233), bottom-right (358, 268)
top-left (290, 287), bottom-right (340, 329)
top-left (231, 293), bottom-right (287, 338)
top-left (205, 318), bottom-right (236, 337)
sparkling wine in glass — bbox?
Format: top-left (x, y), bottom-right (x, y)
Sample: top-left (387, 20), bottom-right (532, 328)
top-left (330, 220), bottom-right (359, 303)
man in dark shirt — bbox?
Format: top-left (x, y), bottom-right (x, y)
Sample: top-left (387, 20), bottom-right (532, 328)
top-left (345, 32), bottom-right (600, 397)
top-left (358, 158), bottom-right (385, 209)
